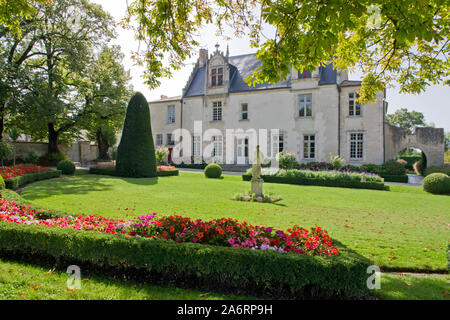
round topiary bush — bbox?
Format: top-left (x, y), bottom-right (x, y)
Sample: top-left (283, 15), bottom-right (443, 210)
top-left (57, 160), bottom-right (76, 175)
top-left (382, 160), bottom-right (406, 175)
top-left (0, 175), bottom-right (5, 189)
top-left (204, 163), bottom-right (222, 179)
top-left (422, 173), bottom-right (450, 194)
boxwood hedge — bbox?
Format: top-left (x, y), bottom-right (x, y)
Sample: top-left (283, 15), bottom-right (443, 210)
top-left (0, 221), bottom-right (372, 299)
top-left (4, 170), bottom-right (62, 190)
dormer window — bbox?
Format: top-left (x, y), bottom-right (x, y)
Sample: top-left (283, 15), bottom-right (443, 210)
top-left (211, 67), bottom-right (223, 87)
top-left (298, 69), bottom-right (311, 79)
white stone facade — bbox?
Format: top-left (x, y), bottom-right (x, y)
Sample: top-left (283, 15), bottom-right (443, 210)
top-left (149, 47), bottom-right (389, 166)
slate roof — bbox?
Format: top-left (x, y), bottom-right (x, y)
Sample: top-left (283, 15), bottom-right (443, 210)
top-left (183, 53), bottom-right (339, 98)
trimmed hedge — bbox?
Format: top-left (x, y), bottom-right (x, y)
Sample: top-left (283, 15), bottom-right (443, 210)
top-left (116, 92), bottom-right (157, 178)
top-left (243, 170), bottom-right (385, 190)
top-left (424, 166), bottom-right (450, 177)
top-left (397, 155), bottom-right (421, 170)
top-left (4, 170), bottom-right (62, 190)
top-left (379, 173), bottom-right (408, 183)
top-left (89, 166), bottom-right (178, 177)
top-left (0, 221), bottom-right (371, 298)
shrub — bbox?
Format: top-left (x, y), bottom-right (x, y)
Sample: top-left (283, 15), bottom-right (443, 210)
top-left (0, 176), bottom-right (4, 189)
top-left (116, 92), bottom-right (157, 178)
top-left (38, 152), bottom-right (66, 166)
top-left (422, 173), bottom-right (450, 195)
top-left (424, 166), bottom-right (450, 177)
top-left (397, 155), bottom-right (421, 170)
top-left (0, 141), bottom-right (13, 166)
top-left (25, 150), bottom-right (40, 164)
top-left (4, 170), bottom-right (61, 190)
top-left (0, 221), bottom-right (370, 298)
top-left (329, 153), bottom-right (345, 169)
top-left (155, 147), bottom-right (169, 165)
top-left (204, 163), bottom-right (222, 179)
top-left (278, 151), bottom-right (297, 169)
top-left (243, 168), bottom-right (385, 190)
top-left (382, 160), bottom-right (406, 176)
top-left (57, 160), bottom-right (75, 175)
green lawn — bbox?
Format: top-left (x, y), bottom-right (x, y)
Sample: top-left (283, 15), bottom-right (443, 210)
top-left (20, 172), bottom-right (450, 271)
top-left (0, 258), bottom-right (254, 300)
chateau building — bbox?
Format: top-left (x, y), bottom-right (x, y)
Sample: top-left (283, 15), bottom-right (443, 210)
top-left (149, 45), bottom-right (444, 167)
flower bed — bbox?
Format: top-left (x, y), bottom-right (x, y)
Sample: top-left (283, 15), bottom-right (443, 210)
top-left (0, 164), bottom-right (49, 179)
top-left (0, 199), bottom-right (371, 298)
top-left (243, 168), bottom-right (386, 190)
top-left (0, 199), bottom-right (338, 256)
top-left (2, 167), bottom-right (61, 190)
top-left (89, 165), bottom-right (179, 177)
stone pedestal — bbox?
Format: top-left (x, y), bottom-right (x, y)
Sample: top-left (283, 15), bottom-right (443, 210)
top-left (251, 177), bottom-right (264, 197)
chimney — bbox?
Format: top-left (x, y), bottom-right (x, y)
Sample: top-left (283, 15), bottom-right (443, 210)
top-left (160, 95), bottom-right (168, 100)
top-left (198, 49), bottom-right (208, 67)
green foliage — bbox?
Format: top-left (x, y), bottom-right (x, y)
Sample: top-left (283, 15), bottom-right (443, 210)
top-left (25, 150), bottom-right (39, 164)
top-left (378, 174), bottom-right (408, 183)
top-left (116, 92), bottom-right (157, 178)
top-left (0, 175), bottom-right (5, 190)
top-left (0, 141), bottom-right (13, 164)
top-left (386, 108), bottom-right (426, 134)
top-left (445, 132), bottom-right (450, 152)
top-left (204, 163), bottom-right (222, 179)
top-left (424, 166), bottom-right (450, 177)
top-left (56, 160), bottom-right (75, 175)
top-left (127, 0), bottom-right (450, 102)
top-left (397, 155), bottom-right (422, 170)
top-left (0, 221), bottom-right (371, 298)
top-left (382, 160), bottom-right (406, 176)
top-left (243, 168), bottom-right (385, 190)
top-left (155, 147), bottom-right (169, 165)
top-left (445, 151), bottom-right (450, 163)
top-left (329, 153), bottom-right (345, 169)
top-left (156, 169), bottom-right (179, 177)
top-left (278, 151), bottom-right (297, 169)
top-left (4, 170), bottom-right (61, 190)
top-left (38, 152), bottom-right (66, 167)
top-left (422, 173), bottom-right (450, 195)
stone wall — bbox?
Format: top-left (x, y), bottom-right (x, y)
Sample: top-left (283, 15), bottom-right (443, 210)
top-left (384, 123), bottom-right (445, 167)
top-left (8, 141), bottom-right (98, 165)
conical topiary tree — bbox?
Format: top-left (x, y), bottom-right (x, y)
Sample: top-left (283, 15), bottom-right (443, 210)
top-left (116, 92), bottom-right (157, 177)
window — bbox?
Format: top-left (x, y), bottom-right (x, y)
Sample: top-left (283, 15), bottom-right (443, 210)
top-left (211, 67), bottom-right (223, 87)
top-left (350, 133), bottom-right (364, 160)
top-left (212, 101), bottom-right (222, 121)
top-left (298, 94), bottom-right (312, 117)
top-left (167, 105), bottom-right (175, 123)
top-left (166, 133), bottom-right (174, 146)
top-left (349, 93), bottom-right (361, 116)
top-left (192, 136), bottom-right (201, 156)
top-left (241, 103), bottom-right (248, 120)
top-left (212, 136), bottom-right (223, 157)
top-left (303, 135), bottom-right (315, 159)
top-left (272, 134), bottom-right (284, 157)
top-left (298, 69), bottom-right (311, 79)
top-left (156, 134), bottom-right (163, 146)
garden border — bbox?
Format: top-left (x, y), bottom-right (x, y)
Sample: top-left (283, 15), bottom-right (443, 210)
top-left (4, 170), bottom-right (62, 190)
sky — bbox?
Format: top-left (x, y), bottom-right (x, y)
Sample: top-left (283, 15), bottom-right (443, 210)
top-left (92, 0), bottom-right (450, 131)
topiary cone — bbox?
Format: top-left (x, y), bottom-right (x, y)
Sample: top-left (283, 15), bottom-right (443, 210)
top-left (116, 92), bottom-right (157, 178)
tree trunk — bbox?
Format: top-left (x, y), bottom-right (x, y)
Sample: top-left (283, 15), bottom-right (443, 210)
top-left (48, 123), bottom-right (60, 154)
top-left (0, 99), bottom-right (6, 142)
top-left (96, 129), bottom-right (110, 160)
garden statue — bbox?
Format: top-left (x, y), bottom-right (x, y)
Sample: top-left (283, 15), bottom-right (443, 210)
top-left (251, 145), bottom-right (264, 197)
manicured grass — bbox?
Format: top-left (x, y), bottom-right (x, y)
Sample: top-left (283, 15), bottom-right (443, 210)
top-left (20, 172), bottom-right (450, 271)
top-left (0, 258), bottom-right (254, 300)
top-left (376, 273), bottom-right (450, 300)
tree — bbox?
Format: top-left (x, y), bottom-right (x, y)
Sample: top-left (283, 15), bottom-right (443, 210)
top-left (7, 127), bottom-right (21, 166)
top-left (386, 108), bottom-right (426, 134)
top-left (127, 0), bottom-right (449, 102)
top-left (12, 0), bottom-right (114, 154)
top-left (0, 0), bottom-right (47, 36)
top-left (445, 132), bottom-right (450, 152)
top-left (81, 46), bottom-right (132, 160)
top-left (116, 92), bottom-right (157, 178)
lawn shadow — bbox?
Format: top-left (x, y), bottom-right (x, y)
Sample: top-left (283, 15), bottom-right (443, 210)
top-left (117, 177), bottom-right (158, 186)
top-left (21, 176), bottom-right (114, 200)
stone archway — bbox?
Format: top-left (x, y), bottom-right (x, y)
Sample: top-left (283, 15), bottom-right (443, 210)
top-left (384, 124), bottom-right (445, 167)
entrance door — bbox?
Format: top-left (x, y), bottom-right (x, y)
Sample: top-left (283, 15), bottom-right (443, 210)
top-left (237, 138), bottom-right (248, 165)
